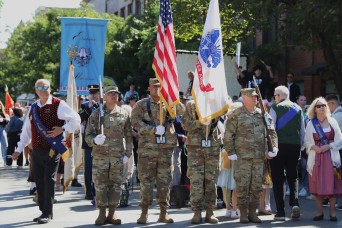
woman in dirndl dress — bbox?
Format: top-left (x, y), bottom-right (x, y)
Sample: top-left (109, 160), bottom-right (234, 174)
top-left (305, 97), bottom-right (342, 222)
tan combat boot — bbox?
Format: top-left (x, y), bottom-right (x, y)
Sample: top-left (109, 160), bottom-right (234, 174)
top-left (248, 206), bottom-right (261, 223)
top-left (191, 211), bottom-right (202, 224)
top-left (106, 206), bottom-right (121, 225)
top-left (205, 210), bottom-right (219, 224)
top-left (239, 206), bottom-right (249, 223)
top-left (95, 207), bottom-right (107, 225)
top-left (158, 205), bottom-right (174, 223)
top-left (137, 206), bottom-right (148, 224)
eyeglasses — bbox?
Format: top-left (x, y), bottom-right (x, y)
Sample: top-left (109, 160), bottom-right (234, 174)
top-left (315, 104), bottom-right (326, 108)
top-left (36, 85), bottom-right (49, 91)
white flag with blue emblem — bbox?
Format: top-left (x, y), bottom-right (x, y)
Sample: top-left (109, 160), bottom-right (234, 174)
top-left (192, 0), bottom-right (230, 124)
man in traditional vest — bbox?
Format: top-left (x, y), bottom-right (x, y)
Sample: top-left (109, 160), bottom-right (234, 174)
top-left (79, 84), bottom-right (100, 200)
top-left (12, 79), bottom-right (80, 224)
top-left (131, 78), bottom-right (185, 224)
top-left (269, 85), bottom-right (305, 221)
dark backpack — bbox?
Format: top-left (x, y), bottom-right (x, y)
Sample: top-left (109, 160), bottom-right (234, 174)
top-left (170, 185), bottom-right (190, 208)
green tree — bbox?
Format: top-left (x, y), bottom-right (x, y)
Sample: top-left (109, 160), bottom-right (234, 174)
top-left (283, 0), bottom-right (342, 98)
top-left (0, 6), bottom-right (124, 97)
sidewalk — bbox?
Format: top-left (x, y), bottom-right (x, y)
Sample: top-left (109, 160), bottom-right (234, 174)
top-left (0, 165), bottom-right (341, 227)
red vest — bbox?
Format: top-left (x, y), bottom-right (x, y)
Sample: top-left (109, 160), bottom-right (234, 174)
top-left (30, 97), bottom-right (64, 149)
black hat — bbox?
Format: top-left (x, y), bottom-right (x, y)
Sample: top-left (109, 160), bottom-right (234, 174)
top-left (128, 94), bottom-right (138, 101)
top-left (253, 64), bottom-right (264, 72)
top-left (179, 91), bottom-right (189, 100)
top-left (88, 85), bottom-right (100, 94)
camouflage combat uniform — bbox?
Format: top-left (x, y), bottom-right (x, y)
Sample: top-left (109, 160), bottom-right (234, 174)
top-left (85, 105), bottom-right (133, 209)
top-left (131, 96), bottom-right (184, 223)
top-left (224, 104), bottom-right (277, 211)
top-left (182, 100), bottom-right (221, 224)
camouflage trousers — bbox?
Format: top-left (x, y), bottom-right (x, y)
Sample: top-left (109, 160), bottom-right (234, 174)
top-left (92, 156), bottom-right (124, 208)
top-left (187, 145), bottom-right (220, 211)
top-left (137, 147), bottom-right (173, 207)
top-left (234, 158), bottom-right (264, 208)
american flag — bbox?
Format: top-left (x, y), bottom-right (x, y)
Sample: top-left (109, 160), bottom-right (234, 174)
top-left (152, 0), bottom-right (179, 118)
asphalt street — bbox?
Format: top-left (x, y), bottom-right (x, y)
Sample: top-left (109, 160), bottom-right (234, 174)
top-left (0, 164), bottom-right (341, 228)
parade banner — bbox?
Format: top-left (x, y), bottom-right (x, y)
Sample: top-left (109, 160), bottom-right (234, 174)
top-left (59, 17), bottom-right (109, 95)
top-left (192, 0), bottom-right (230, 123)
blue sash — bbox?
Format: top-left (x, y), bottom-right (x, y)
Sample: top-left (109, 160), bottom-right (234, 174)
top-left (311, 118), bottom-right (330, 145)
top-left (31, 103), bottom-right (67, 155)
top-left (276, 104), bottom-right (300, 132)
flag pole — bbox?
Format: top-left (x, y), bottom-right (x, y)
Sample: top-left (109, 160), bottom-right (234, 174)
top-left (205, 125), bottom-right (209, 145)
top-left (159, 86), bottom-right (163, 142)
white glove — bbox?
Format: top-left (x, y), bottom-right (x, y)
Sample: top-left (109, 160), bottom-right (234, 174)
top-left (268, 147), bottom-right (278, 158)
top-left (228, 154), bottom-right (238, 160)
top-left (156, 125), bottom-right (165, 135)
top-left (123, 156), bottom-right (129, 163)
top-left (94, 134), bottom-right (106, 145)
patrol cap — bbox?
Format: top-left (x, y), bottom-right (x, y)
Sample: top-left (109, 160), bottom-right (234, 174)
top-left (88, 84), bottom-right (100, 94)
top-left (149, 78), bottom-right (160, 86)
top-left (104, 86), bottom-right (121, 94)
top-left (241, 88), bottom-right (258, 97)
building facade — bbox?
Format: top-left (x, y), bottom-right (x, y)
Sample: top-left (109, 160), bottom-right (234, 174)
top-left (87, 0), bottom-right (145, 18)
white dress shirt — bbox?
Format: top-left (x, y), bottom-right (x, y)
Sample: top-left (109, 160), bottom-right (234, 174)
top-left (16, 95), bottom-right (81, 153)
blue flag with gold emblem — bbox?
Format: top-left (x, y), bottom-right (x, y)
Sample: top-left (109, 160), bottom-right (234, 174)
top-left (59, 17), bottom-right (109, 95)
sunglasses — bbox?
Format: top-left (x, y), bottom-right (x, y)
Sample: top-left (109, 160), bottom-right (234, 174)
top-left (315, 104), bottom-right (326, 108)
top-left (36, 85), bottom-right (49, 91)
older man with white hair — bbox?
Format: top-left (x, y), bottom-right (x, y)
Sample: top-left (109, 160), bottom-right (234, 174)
top-left (12, 79), bottom-right (81, 224)
top-left (269, 85), bottom-right (305, 221)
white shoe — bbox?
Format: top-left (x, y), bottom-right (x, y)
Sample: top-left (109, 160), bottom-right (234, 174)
top-left (230, 210), bottom-right (240, 219)
top-left (265, 204), bottom-right (272, 213)
top-left (306, 194), bottom-right (315, 200)
top-left (298, 188), bottom-right (307, 197)
top-left (285, 189), bottom-right (290, 196)
top-left (225, 209), bottom-right (231, 218)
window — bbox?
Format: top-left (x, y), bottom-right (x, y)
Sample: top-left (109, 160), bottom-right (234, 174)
top-left (120, 7), bottom-right (125, 18)
top-left (128, 3), bottom-right (132, 15)
top-left (135, 0), bottom-right (141, 15)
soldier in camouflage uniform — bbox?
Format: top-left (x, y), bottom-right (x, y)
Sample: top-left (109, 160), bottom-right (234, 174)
top-left (85, 86), bottom-right (133, 225)
top-left (131, 78), bottom-right (185, 224)
top-left (181, 100), bottom-right (222, 224)
top-left (224, 88), bottom-right (278, 224)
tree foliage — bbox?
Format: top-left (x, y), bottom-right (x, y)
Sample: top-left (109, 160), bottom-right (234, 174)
top-left (0, 6), bottom-right (124, 97)
top-left (1, 0), bottom-right (342, 98)
top-left (283, 0), bottom-right (342, 97)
